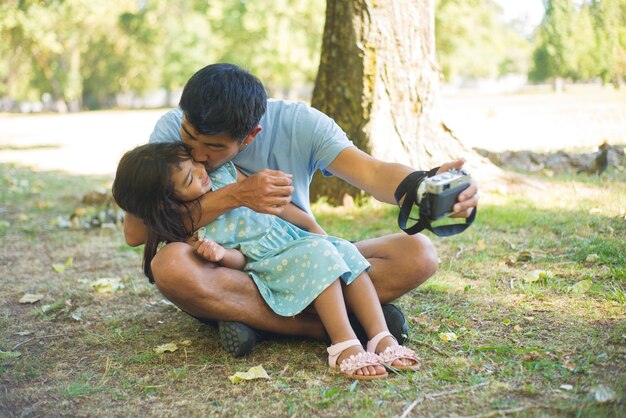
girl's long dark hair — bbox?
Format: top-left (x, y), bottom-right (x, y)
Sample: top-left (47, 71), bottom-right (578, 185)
top-left (112, 142), bottom-right (201, 282)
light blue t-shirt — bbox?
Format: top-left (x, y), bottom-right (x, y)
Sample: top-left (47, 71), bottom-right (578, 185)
top-left (149, 99), bottom-right (354, 214)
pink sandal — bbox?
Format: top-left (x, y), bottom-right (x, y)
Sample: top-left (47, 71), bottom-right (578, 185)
top-left (367, 331), bottom-right (421, 371)
top-left (327, 339), bottom-right (388, 380)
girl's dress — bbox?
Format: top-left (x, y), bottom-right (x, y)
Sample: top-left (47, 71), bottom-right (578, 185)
top-left (198, 162), bottom-right (370, 317)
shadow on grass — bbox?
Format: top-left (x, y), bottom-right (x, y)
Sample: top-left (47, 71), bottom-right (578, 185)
top-left (1, 163), bottom-right (624, 417)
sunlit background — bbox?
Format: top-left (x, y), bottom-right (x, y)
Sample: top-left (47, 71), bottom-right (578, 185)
top-left (0, 0), bottom-right (624, 174)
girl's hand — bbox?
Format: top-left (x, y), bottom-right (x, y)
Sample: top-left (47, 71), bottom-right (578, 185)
top-left (193, 238), bottom-right (226, 263)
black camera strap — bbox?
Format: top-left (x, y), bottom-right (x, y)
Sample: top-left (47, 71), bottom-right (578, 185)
top-left (394, 169), bottom-right (476, 237)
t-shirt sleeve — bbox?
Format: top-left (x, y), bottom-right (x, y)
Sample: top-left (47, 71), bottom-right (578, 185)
top-left (298, 105), bottom-right (354, 176)
top-left (149, 108), bottom-right (183, 143)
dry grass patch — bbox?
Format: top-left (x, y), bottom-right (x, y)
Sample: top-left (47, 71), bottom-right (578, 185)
top-left (1, 161), bottom-right (625, 417)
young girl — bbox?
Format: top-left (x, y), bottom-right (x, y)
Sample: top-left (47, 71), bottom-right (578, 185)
top-left (113, 142), bottom-right (420, 380)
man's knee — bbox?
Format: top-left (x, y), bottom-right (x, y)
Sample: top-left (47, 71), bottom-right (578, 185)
top-left (150, 243), bottom-right (220, 307)
top-left (407, 234), bottom-right (439, 284)
top-left (388, 234), bottom-right (438, 290)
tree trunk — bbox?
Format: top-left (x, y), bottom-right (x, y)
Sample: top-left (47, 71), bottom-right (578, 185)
top-left (310, 0), bottom-right (473, 204)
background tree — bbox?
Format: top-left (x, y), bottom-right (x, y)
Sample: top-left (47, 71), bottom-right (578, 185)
top-left (530, 0), bottom-right (577, 91)
top-left (310, 0), bottom-right (483, 203)
top-left (590, 0), bottom-right (626, 87)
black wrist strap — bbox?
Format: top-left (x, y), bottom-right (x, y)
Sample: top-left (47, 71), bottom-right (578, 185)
top-left (394, 168), bottom-right (476, 237)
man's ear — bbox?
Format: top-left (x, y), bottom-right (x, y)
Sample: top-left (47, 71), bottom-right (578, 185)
top-left (243, 125), bottom-right (262, 146)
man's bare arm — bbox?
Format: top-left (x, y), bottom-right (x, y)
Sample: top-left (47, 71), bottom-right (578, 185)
top-left (327, 147), bottom-right (479, 218)
top-left (123, 169), bottom-right (294, 246)
top-left (123, 213), bottom-right (148, 247)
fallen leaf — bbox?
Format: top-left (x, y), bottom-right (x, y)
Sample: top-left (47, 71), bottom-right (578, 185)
top-left (522, 270), bottom-right (553, 283)
top-left (591, 384), bottom-right (616, 403)
top-left (229, 364), bottom-right (270, 384)
top-left (90, 277), bottom-right (124, 293)
top-left (19, 293), bottom-right (44, 304)
top-left (71, 308), bottom-right (84, 321)
top-left (52, 257), bottom-right (73, 273)
top-left (585, 254), bottom-right (600, 263)
top-left (51, 264), bottom-right (66, 273)
top-left (476, 240), bottom-right (486, 251)
top-left (0, 350), bottom-right (21, 359)
top-left (571, 279), bottom-right (593, 294)
top-left (560, 384), bottom-right (573, 391)
top-left (180, 340), bottom-right (192, 347)
top-left (154, 343), bottom-right (178, 354)
top-left (514, 325), bottom-right (522, 332)
top-left (439, 332), bottom-right (458, 342)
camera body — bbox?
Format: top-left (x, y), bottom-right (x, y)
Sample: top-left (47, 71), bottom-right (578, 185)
top-left (420, 168), bottom-right (471, 221)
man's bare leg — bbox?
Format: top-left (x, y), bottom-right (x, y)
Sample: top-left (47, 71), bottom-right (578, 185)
top-left (151, 242), bottom-right (326, 340)
top-left (150, 233), bottom-right (437, 353)
top-left (353, 233), bottom-right (438, 303)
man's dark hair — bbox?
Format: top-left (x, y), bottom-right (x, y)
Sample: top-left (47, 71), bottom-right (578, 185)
top-left (179, 63), bottom-right (267, 141)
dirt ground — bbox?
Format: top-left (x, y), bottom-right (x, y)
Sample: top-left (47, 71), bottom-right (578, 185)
top-left (1, 84), bottom-right (625, 177)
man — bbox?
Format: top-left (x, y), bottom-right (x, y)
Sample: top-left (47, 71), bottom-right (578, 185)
top-left (124, 63), bottom-right (479, 356)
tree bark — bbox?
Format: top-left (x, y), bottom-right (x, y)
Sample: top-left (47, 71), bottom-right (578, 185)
top-left (310, 0), bottom-right (473, 204)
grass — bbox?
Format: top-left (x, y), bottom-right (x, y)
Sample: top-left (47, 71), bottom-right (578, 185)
top-left (0, 160), bottom-right (625, 417)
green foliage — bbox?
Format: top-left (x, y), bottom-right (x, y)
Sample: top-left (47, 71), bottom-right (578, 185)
top-left (590, 0), bottom-right (626, 86)
top-left (0, 0), bottom-right (325, 110)
top-left (531, 0), bottom-right (626, 86)
top-left (435, 0), bottom-right (532, 81)
top-left (530, 0), bottom-right (577, 82)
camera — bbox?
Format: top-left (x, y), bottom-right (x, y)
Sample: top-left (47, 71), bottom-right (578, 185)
top-left (419, 168), bottom-right (471, 221)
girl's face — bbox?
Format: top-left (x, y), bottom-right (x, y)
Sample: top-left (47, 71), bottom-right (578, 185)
top-left (171, 158), bottom-right (212, 202)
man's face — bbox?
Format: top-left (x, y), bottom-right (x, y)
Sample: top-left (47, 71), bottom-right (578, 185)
top-left (180, 115), bottom-right (245, 173)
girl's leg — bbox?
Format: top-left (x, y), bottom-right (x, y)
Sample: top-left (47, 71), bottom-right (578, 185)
top-left (342, 272), bottom-right (418, 368)
top-left (314, 280), bottom-right (386, 378)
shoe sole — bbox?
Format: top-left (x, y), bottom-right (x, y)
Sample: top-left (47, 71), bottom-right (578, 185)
top-left (218, 321), bottom-right (256, 357)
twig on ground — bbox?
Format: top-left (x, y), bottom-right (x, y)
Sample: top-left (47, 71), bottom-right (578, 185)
top-left (96, 356), bottom-right (111, 387)
top-left (12, 333), bottom-right (69, 350)
top-left (456, 246), bottom-right (464, 258)
top-left (412, 339), bottom-right (448, 357)
top-left (400, 382), bottom-right (491, 418)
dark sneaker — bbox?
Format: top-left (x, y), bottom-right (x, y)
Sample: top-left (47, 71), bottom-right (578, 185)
top-left (218, 321), bottom-right (261, 357)
top-left (326, 303), bottom-right (410, 346)
top-left (381, 303), bottom-right (409, 344)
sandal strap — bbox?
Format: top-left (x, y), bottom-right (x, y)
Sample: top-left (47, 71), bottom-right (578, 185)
top-left (366, 331), bottom-right (396, 353)
top-left (327, 339), bottom-right (362, 367)
top-left (379, 345), bottom-right (421, 364)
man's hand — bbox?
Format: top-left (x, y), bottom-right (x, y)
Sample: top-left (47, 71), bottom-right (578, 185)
top-left (235, 169), bottom-right (294, 215)
top-left (437, 159), bottom-right (479, 219)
